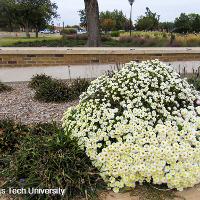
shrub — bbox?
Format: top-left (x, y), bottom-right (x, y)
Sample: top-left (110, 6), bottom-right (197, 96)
top-left (29, 74), bottom-right (90, 102)
top-left (60, 28), bottom-right (77, 35)
top-left (101, 34), bottom-right (112, 42)
top-left (29, 74), bottom-right (52, 89)
top-left (69, 78), bottom-right (90, 99)
top-left (34, 79), bottom-right (70, 102)
top-left (0, 81), bottom-right (12, 93)
top-left (63, 60), bottom-right (200, 192)
top-left (4, 126), bottom-right (105, 200)
top-left (111, 31), bottom-right (120, 37)
top-left (119, 35), bottom-right (133, 43)
top-left (76, 33), bottom-right (88, 40)
top-left (63, 34), bottom-right (88, 40)
top-left (187, 77), bottom-right (200, 91)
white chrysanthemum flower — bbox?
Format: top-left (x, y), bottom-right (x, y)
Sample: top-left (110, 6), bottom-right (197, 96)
top-left (63, 60), bottom-right (200, 193)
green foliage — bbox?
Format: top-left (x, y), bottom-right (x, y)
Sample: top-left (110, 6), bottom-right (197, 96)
top-left (60, 28), bottom-right (77, 35)
top-left (79, 9), bottom-right (129, 31)
top-left (159, 22), bottom-right (174, 32)
top-left (187, 77), bottom-right (200, 91)
top-left (29, 74), bottom-right (90, 102)
top-left (0, 119), bottom-right (28, 154)
top-left (69, 78), bottom-right (91, 99)
top-left (0, 0), bottom-right (58, 37)
top-left (111, 31), bottom-right (120, 37)
top-left (29, 73), bottom-right (52, 89)
top-left (0, 0), bottom-right (17, 31)
top-left (34, 78), bottom-right (70, 102)
top-left (78, 9), bottom-right (87, 28)
top-left (174, 13), bottom-right (200, 33)
top-left (135, 7), bottom-right (160, 31)
top-left (100, 10), bottom-right (128, 31)
top-left (0, 119), bottom-right (59, 155)
top-left (7, 37), bottom-right (86, 47)
top-left (174, 13), bottom-right (191, 33)
top-left (0, 81), bottom-right (12, 93)
top-left (1, 32), bottom-right (200, 47)
top-left (2, 122), bottom-right (105, 200)
top-left (190, 14), bottom-right (200, 33)
top-left (29, 74), bottom-right (69, 102)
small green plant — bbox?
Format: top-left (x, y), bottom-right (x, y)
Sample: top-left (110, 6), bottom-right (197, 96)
top-left (29, 74), bottom-right (53, 89)
top-left (0, 81), bottom-right (12, 93)
top-left (3, 125), bottom-right (105, 200)
top-left (0, 119), bottom-right (29, 154)
top-left (0, 119), bottom-right (60, 155)
top-left (34, 79), bottom-right (70, 102)
top-left (111, 31), bottom-right (120, 37)
top-left (29, 74), bottom-right (90, 102)
top-left (187, 76), bottom-right (200, 91)
top-left (69, 78), bottom-right (90, 99)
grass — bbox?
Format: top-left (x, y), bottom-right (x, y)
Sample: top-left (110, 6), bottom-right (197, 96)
top-left (0, 36), bottom-right (86, 47)
top-left (1, 32), bottom-right (200, 47)
top-left (0, 119), bottom-right (105, 200)
top-left (120, 32), bottom-right (200, 47)
top-left (0, 36), bottom-right (60, 46)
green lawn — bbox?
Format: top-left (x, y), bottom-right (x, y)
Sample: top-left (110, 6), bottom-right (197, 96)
top-left (0, 36), bottom-right (62, 47)
top-left (1, 32), bottom-right (200, 47)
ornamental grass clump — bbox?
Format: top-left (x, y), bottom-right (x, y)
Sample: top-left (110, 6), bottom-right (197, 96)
top-left (63, 60), bottom-right (200, 193)
top-left (29, 74), bottom-right (90, 102)
top-left (2, 121), bottom-right (105, 200)
top-left (0, 81), bottom-right (12, 93)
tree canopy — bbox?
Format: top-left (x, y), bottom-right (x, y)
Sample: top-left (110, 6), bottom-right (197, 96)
top-left (135, 7), bottom-right (160, 31)
top-left (0, 0), bottom-right (58, 37)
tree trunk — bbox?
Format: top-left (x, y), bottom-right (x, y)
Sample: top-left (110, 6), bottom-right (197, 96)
top-left (25, 21), bottom-right (30, 38)
top-left (8, 19), bottom-right (13, 32)
top-left (84, 0), bottom-right (101, 47)
top-left (35, 27), bottom-right (39, 38)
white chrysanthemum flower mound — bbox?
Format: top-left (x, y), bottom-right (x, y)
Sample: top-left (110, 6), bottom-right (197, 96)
top-left (62, 59), bottom-right (200, 192)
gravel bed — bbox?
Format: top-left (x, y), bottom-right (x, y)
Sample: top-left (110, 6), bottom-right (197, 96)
top-left (0, 82), bottom-right (78, 124)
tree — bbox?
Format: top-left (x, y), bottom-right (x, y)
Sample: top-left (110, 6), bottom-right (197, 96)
top-left (78, 9), bottom-right (87, 28)
top-left (101, 18), bottom-right (116, 32)
top-left (79, 9), bottom-right (129, 32)
top-left (0, 0), bottom-right (17, 32)
top-left (192, 15), bottom-right (200, 33)
top-left (159, 22), bottom-right (174, 32)
top-left (188, 14), bottom-right (200, 33)
top-left (15, 0), bottom-right (58, 38)
top-left (135, 7), bottom-right (160, 31)
top-left (100, 10), bottom-right (128, 31)
top-left (84, 0), bottom-right (101, 47)
top-left (31, 0), bottom-right (58, 38)
top-left (174, 13), bottom-right (191, 33)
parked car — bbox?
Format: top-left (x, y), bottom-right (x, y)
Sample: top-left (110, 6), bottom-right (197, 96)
top-left (39, 29), bottom-right (51, 34)
top-left (77, 29), bottom-right (87, 35)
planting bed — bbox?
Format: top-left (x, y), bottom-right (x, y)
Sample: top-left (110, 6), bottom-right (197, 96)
top-left (0, 82), bottom-right (78, 124)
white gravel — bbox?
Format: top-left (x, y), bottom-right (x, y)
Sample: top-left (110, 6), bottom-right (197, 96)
top-left (0, 82), bottom-right (78, 124)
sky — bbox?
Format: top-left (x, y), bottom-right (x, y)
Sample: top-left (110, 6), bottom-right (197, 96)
top-left (53, 0), bottom-right (200, 26)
